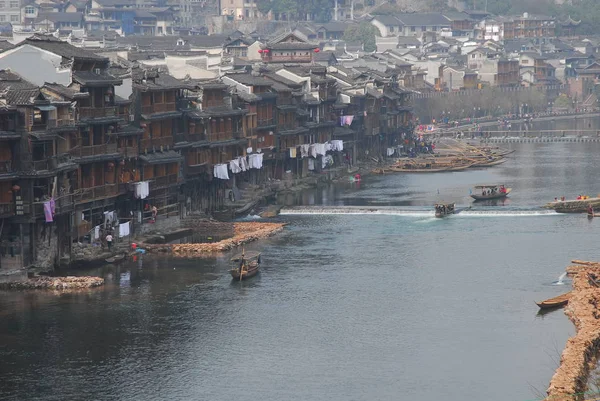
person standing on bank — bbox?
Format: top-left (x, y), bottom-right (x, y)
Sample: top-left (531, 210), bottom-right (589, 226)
top-left (106, 233), bottom-right (113, 251)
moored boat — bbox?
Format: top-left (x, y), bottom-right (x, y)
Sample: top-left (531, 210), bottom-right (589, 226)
top-left (230, 251), bottom-right (261, 281)
top-left (471, 184), bottom-right (511, 201)
top-left (536, 292), bottom-right (571, 309)
top-left (434, 203), bottom-right (455, 218)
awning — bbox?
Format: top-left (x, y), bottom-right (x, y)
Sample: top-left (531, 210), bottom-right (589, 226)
top-left (139, 150), bottom-right (183, 165)
top-left (35, 105), bottom-right (56, 111)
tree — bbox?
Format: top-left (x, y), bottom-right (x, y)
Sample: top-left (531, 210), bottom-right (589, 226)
top-left (343, 22), bottom-right (378, 52)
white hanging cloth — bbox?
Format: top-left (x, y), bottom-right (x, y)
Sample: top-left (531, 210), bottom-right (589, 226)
top-left (322, 154), bottom-right (334, 169)
top-left (119, 221), bottom-right (130, 238)
top-left (315, 143), bottom-right (326, 156)
top-left (248, 153), bottom-right (263, 169)
top-left (94, 225), bottom-right (100, 240)
top-left (229, 159), bottom-right (242, 174)
top-left (331, 140), bottom-right (344, 152)
top-left (300, 144), bottom-right (309, 158)
top-left (325, 142), bottom-right (332, 152)
top-left (213, 164), bottom-right (230, 180)
top-left (239, 156), bottom-right (248, 171)
top-left (134, 181), bottom-right (149, 199)
top-left (309, 144), bottom-right (317, 158)
top-left (387, 147), bottom-right (395, 157)
top-left (308, 158), bottom-right (315, 171)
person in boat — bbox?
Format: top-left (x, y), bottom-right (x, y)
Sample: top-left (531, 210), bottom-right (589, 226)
top-left (588, 205), bottom-right (594, 216)
top-left (500, 185), bottom-right (506, 194)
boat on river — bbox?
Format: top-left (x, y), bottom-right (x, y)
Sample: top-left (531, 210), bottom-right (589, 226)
top-left (471, 184), bottom-right (511, 201)
top-left (434, 203), bottom-right (455, 218)
top-left (543, 197), bottom-right (600, 213)
top-left (230, 251), bottom-right (261, 281)
top-left (536, 292), bottom-right (571, 309)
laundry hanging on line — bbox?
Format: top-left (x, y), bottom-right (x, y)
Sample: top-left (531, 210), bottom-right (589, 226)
top-left (229, 159), bottom-right (242, 174)
top-left (213, 164), bottom-right (230, 180)
top-left (248, 153), bottom-right (263, 169)
top-left (134, 181), bottom-right (149, 199)
top-left (119, 221), bottom-right (130, 238)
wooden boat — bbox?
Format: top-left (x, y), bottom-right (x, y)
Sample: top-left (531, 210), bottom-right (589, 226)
top-left (105, 254), bottom-right (125, 263)
top-left (536, 292), bottom-right (571, 309)
top-left (471, 158), bottom-right (507, 167)
top-left (471, 184), bottom-right (511, 201)
top-left (434, 203), bottom-right (455, 218)
top-left (230, 251), bottom-right (261, 281)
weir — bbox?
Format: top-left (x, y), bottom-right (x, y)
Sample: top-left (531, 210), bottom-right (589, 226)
top-left (279, 206), bottom-right (559, 217)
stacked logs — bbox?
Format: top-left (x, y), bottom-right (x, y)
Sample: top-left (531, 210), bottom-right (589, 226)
top-left (546, 260), bottom-right (600, 401)
top-left (171, 222), bottom-right (285, 256)
top-left (0, 276), bottom-right (104, 291)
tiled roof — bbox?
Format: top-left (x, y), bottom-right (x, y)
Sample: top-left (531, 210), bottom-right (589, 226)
top-left (36, 12), bottom-right (83, 23)
top-left (42, 83), bottom-right (89, 100)
top-left (224, 73), bottom-right (273, 86)
top-left (25, 35), bottom-right (107, 62)
top-left (116, 35), bottom-right (229, 50)
top-left (186, 107), bottom-right (246, 118)
top-left (0, 70), bottom-right (42, 105)
top-left (73, 71), bottom-right (123, 86)
top-left (394, 13), bottom-right (451, 27)
top-left (133, 70), bottom-right (190, 90)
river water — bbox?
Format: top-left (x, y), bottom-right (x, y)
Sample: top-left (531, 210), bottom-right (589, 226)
top-left (4, 142), bottom-right (600, 401)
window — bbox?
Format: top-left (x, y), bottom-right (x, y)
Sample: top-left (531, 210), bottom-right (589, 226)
top-left (0, 15), bottom-right (6, 21)
top-left (432, 26), bottom-right (437, 31)
top-left (9, 1), bottom-right (17, 8)
top-left (410, 26), bottom-right (415, 32)
top-left (10, 14), bottom-right (17, 21)
top-left (25, 5), bottom-right (34, 14)
top-left (0, 3), bottom-right (5, 8)
top-left (471, 54), bottom-right (475, 59)
top-left (421, 26), bottom-right (426, 31)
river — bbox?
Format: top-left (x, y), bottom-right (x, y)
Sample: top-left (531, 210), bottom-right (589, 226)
top-left (3, 142), bottom-right (600, 401)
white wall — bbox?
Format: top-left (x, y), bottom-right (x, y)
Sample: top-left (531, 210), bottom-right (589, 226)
top-left (0, 45), bottom-right (71, 86)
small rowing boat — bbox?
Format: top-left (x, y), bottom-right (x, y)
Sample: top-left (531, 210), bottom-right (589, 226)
top-left (230, 250), bottom-right (261, 281)
top-left (536, 292), bottom-right (571, 309)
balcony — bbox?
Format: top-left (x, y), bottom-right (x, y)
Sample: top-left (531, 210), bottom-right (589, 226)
top-left (257, 118), bottom-right (275, 128)
top-left (0, 202), bottom-right (14, 217)
top-left (141, 103), bottom-right (177, 115)
top-left (207, 131), bottom-right (235, 142)
top-left (153, 174), bottom-right (179, 187)
top-left (140, 136), bottom-right (174, 150)
top-left (79, 106), bottom-right (118, 120)
top-left (69, 143), bottom-right (118, 159)
top-left (75, 184), bottom-right (119, 204)
top-left (186, 163), bottom-right (208, 175)
top-left (118, 144), bottom-right (139, 158)
top-left (0, 160), bottom-right (12, 174)
top-left (31, 154), bottom-right (73, 171)
top-left (32, 193), bottom-right (74, 217)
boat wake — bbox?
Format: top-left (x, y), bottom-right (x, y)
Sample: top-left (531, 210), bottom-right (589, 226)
top-left (279, 206), bottom-right (560, 218)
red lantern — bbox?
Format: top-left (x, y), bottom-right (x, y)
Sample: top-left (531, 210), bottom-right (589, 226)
top-left (258, 49), bottom-right (263, 53)
top-left (314, 48), bottom-right (320, 53)
top-left (264, 49), bottom-right (269, 53)
top-left (11, 185), bottom-right (20, 191)
top-left (107, 162), bottom-right (115, 168)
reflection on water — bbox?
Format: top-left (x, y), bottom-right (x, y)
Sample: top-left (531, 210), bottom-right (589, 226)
top-left (2, 142), bottom-right (599, 401)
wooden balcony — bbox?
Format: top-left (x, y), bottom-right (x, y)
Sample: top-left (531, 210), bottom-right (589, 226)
top-left (32, 193), bottom-right (74, 217)
top-left (75, 184), bottom-right (119, 203)
top-left (186, 163), bottom-right (208, 175)
top-left (141, 103), bottom-right (177, 115)
top-left (69, 143), bottom-right (118, 158)
top-left (0, 202), bottom-right (14, 217)
top-left (140, 136), bottom-right (173, 150)
top-left (0, 160), bottom-right (12, 174)
top-left (257, 118), bottom-right (275, 128)
top-left (153, 174), bottom-right (179, 187)
top-left (207, 131), bottom-right (236, 142)
top-left (79, 106), bottom-right (118, 119)
top-left (118, 144), bottom-right (139, 158)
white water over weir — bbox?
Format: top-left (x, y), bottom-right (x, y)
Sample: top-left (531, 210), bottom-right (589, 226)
top-left (279, 206), bottom-right (560, 217)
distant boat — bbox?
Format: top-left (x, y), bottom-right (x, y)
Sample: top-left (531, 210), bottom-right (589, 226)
top-left (471, 184), bottom-right (511, 201)
top-left (536, 292), bottom-right (571, 309)
top-left (230, 251), bottom-right (261, 281)
top-left (434, 203), bottom-right (455, 218)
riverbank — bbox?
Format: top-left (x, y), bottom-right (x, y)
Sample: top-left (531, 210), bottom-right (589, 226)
top-left (546, 260), bottom-right (600, 401)
top-left (0, 276), bottom-right (104, 291)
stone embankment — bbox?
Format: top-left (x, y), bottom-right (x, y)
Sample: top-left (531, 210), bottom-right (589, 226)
top-left (0, 276), bottom-right (104, 291)
top-left (546, 260), bottom-right (600, 401)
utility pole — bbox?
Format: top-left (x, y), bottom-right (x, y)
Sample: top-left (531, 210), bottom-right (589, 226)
top-left (350, 0), bottom-right (354, 20)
